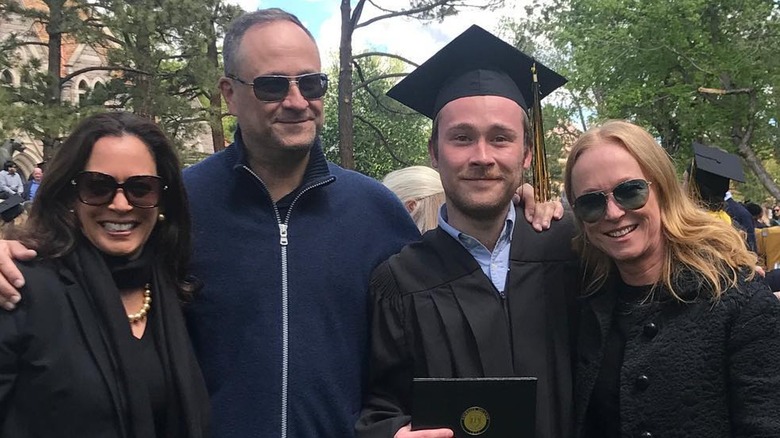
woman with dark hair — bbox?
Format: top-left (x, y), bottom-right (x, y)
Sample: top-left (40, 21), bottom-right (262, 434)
top-left (565, 120), bottom-right (780, 437)
top-left (0, 112), bottom-right (209, 437)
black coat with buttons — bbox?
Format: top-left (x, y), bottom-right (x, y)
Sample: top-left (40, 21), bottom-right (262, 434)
top-left (575, 270), bottom-right (780, 438)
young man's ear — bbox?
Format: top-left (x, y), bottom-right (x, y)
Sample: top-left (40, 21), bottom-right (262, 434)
top-left (428, 139), bottom-right (438, 168)
top-left (523, 144), bottom-right (533, 170)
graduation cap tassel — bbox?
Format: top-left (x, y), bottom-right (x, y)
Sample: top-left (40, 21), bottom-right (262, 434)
top-left (531, 63), bottom-right (551, 203)
top-left (687, 158), bottom-right (701, 201)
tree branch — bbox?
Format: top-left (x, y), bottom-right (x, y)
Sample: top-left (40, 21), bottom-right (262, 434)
top-left (352, 51), bottom-right (419, 68)
top-left (60, 66), bottom-right (151, 84)
top-left (355, 114), bottom-right (412, 166)
top-left (366, 0), bottom-right (395, 14)
top-left (569, 90), bottom-right (588, 132)
top-left (353, 72), bottom-right (408, 91)
top-left (665, 46), bottom-right (717, 76)
top-left (355, 0), bottom-right (451, 29)
top-left (352, 61), bottom-right (418, 116)
top-left (697, 86), bottom-right (755, 95)
top-left (350, 0), bottom-right (367, 30)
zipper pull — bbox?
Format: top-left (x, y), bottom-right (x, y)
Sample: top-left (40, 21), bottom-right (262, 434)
top-left (279, 223), bottom-right (288, 246)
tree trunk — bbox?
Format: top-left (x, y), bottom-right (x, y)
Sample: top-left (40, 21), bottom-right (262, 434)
top-left (206, 18), bottom-right (225, 152)
top-left (739, 144), bottom-right (780, 200)
top-left (134, 18), bottom-right (154, 118)
top-left (731, 109), bottom-right (780, 200)
top-left (46, 0), bottom-right (63, 103)
top-left (337, 0), bottom-right (355, 169)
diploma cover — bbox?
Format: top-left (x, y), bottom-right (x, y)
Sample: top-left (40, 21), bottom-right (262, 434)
top-left (411, 377), bottom-right (536, 437)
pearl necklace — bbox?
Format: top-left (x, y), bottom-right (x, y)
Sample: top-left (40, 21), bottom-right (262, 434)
top-left (128, 283), bottom-right (152, 324)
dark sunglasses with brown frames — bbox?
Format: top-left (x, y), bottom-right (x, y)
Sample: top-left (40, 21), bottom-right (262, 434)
top-left (71, 171), bottom-right (166, 209)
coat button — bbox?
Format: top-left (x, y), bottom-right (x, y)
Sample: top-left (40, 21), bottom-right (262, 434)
top-left (639, 432), bottom-right (653, 438)
top-left (635, 374), bottom-right (650, 391)
top-left (643, 322), bottom-right (658, 338)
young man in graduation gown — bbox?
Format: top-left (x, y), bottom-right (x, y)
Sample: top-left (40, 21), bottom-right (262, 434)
top-left (355, 26), bottom-right (580, 438)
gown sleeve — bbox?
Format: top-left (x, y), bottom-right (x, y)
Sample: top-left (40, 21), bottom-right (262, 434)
top-left (355, 261), bottom-right (414, 438)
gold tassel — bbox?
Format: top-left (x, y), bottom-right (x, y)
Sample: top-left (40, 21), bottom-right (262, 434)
top-left (531, 62), bottom-right (551, 203)
top-left (687, 158), bottom-right (701, 201)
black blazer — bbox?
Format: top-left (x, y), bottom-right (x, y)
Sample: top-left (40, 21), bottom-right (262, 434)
top-left (0, 260), bottom-right (210, 437)
top-left (575, 271), bottom-right (780, 437)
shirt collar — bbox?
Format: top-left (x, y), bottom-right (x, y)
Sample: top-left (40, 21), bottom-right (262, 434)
top-left (438, 202), bottom-right (516, 246)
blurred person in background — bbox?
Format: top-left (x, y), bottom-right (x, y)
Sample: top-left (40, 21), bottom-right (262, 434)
top-left (23, 167), bottom-right (43, 203)
top-left (0, 161), bottom-right (24, 200)
top-left (383, 166), bottom-right (445, 233)
top-left (687, 143), bottom-right (756, 252)
top-left (744, 202), bottom-right (768, 229)
top-left (770, 205), bottom-right (780, 226)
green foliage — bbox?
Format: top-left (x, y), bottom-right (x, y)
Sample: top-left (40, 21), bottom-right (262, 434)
top-left (539, 0), bottom-right (780, 197)
top-left (404, 0), bottom-right (504, 21)
top-left (498, 11), bottom-right (585, 197)
top-left (323, 55), bottom-right (432, 179)
top-left (0, 0), bottom-right (242, 156)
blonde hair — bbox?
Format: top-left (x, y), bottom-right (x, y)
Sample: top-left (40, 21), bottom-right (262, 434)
top-left (383, 166), bottom-right (445, 233)
top-left (563, 120), bottom-right (756, 301)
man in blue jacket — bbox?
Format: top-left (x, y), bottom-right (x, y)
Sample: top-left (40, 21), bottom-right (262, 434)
top-left (181, 9), bottom-right (420, 437)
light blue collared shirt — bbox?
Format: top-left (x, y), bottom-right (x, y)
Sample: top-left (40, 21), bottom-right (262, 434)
top-left (438, 203), bottom-right (515, 295)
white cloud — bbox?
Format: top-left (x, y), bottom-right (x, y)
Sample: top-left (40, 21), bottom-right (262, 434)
top-left (314, 0), bottom-right (538, 72)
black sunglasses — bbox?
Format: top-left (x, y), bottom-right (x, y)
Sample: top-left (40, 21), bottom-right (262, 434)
top-left (573, 179), bottom-right (652, 223)
top-left (227, 73), bottom-right (328, 102)
top-left (71, 171), bottom-right (166, 209)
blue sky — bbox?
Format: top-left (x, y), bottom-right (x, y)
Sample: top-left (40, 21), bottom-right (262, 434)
top-left (256, 0), bottom-right (332, 31)
top-left (240, 1), bottom-right (551, 82)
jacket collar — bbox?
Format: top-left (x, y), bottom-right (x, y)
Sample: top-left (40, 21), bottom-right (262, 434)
top-left (230, 126), bottom-right (333, 188)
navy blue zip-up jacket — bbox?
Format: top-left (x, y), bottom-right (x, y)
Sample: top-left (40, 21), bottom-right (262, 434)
top-left (182, 130), bottom-right (420, 438)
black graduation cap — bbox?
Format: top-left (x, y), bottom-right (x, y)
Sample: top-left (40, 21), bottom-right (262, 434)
top-left (690, 142), bottom-right (745, 201)
top-left (386, 24), bottom-right (567, 119)
top-left (0, 194), bottom-right (24, 223)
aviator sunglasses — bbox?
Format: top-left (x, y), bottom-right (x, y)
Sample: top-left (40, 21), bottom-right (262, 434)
top-left (227, 73), bottom-right (329, 102)
top-left (573, 179), bottom-right (652, 223)
top-left (71, 171), bottom-right (166, 208)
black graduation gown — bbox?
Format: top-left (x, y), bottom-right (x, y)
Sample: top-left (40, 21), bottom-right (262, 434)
top-left (356, 212), bottom-right (580, 438)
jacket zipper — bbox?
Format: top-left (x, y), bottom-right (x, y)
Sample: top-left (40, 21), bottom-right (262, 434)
top-left (243, 165), bottom-right (334, 438)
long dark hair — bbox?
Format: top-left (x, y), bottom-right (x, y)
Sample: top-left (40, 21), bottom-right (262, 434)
top-left (15, 112), bottom-right (194, 298)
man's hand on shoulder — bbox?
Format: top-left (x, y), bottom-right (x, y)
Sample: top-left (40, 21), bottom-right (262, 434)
top-left (0, 240), bottom-right (37, 310)
top-left (394, 424), bottom-right (454, 438)
top-left (513, 183), bottom-right (564, 232)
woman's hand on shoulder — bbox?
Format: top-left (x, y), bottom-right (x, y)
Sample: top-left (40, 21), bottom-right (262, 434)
top-left (514, 183), bottom-right (564, 232)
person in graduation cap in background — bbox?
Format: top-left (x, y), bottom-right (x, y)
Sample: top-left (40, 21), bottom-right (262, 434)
top-left (355, 25), bottom-right (580, 438)
top-left (687, 142), bottom-right (757, 252)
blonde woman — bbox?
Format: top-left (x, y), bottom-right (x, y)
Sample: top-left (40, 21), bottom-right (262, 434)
top-left (564, 120), bottom-right (780, 437)
top-left (383, 166), bottom-right (445, 233)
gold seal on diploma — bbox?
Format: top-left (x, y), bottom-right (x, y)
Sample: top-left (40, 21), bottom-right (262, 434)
top-left (460, 406), bottom-right (490, 435)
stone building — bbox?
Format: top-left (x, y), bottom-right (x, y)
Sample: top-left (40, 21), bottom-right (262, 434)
top-left (0, 0), bottom-right (214, 177)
